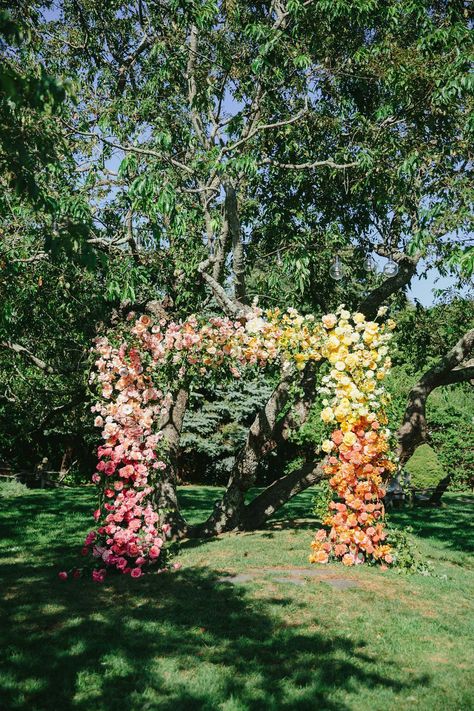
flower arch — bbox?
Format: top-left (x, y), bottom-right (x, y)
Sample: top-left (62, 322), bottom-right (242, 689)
top-left (82, 305), bottom-right (396, 581)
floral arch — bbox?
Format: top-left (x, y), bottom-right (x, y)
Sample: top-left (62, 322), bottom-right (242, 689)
top-left (82, 305), bottom-right (396, 581)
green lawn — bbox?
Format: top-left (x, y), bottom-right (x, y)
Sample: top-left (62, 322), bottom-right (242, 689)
top-left (0, 486), bottom-right (473, 711)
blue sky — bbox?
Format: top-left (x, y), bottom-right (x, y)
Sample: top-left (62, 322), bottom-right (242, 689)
top-left (408, 270), bottom-right (459, 306)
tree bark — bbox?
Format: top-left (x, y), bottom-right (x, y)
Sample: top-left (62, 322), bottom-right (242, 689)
top-left (240, 458), bottom-right (326, 530)
top-left (155, 388), bottom-right (189, 532)
top-left (428, 473), bottom-right (452, 506)
top-left (358, 254), bottom-right (419, 320)
top-left (396, 330), bottom-right (474, 467)
top-left (224, 184), bottom-right (247, 304)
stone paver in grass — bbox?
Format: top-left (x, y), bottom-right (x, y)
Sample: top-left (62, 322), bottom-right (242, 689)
top-left (218, 567), bottom-right (360, 590)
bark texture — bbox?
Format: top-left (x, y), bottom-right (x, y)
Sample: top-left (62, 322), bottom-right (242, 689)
top-left (396, 329), bottom-right (474, 467)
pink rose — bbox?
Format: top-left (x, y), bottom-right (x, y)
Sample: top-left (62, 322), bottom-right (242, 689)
top-left (93, 509), bottom-right (101, 521)
top-left (131, 567), bottom-right (142, 578)
top-left (128, 543), bottom-right (139, 556)
top-left (104, 462), bottom-right (116, 476)
top-left (58, 571), bottom-right (68, 581)
top-left (84, 532), bottom-right (96, 546)
top-left (92, 568), bottom-right (106, 583)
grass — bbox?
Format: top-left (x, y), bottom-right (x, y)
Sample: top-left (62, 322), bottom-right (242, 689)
top-left (0, 486), bottom-right (473, 711)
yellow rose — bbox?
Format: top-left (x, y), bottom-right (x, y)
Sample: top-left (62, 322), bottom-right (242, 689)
top-left (343, 431), bottom-right (357, 446)
top-left (345, 354), bottom-right (358, 370)
top-left (321, 439), bottom-right (334, 453)
top-left (353, 312), bottom-right (365, 323)
top-left (320, 407), bottom-right (335, 423)
top-left (322, 314), bottom-right (337, 329)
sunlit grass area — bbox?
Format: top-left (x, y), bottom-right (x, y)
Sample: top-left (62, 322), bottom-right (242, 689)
top-left (0, 486), bottom-right (473, 710)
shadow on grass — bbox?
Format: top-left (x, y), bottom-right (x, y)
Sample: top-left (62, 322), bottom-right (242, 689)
top-left (388, 495), bottom-right (474, 554)
top-left (0, 490), bottom-right (429, 710)
top-left (0, 569), bottom-right (429, 711)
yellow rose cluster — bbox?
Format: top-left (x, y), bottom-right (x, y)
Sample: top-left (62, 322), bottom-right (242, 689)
top-left (318, 305), bottom-right (394, 431)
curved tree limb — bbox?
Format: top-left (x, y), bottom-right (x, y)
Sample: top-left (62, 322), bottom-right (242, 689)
top-left (0, 341), bottom-right (57, 374)
top-left (198, 256), bottom-right (252, 319)
top-left (397, 329), bottom-right (474, 467)
top-left (358, 253), bottom-right (420, 319)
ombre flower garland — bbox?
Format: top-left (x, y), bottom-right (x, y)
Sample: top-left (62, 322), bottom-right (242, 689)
top-left (309, 307), bottom-right (396, 567)
top-left (60, 305), bottom-right (395, 582)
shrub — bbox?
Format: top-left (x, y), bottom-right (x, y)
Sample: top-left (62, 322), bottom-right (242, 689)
top-left (0, 479), bottom-right (30, 498)
top-left (405, 444), bottom-right (445, 489)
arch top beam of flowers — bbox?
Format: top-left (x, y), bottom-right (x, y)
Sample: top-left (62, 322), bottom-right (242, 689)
top-left (78, 304), bottom-right (395, 582)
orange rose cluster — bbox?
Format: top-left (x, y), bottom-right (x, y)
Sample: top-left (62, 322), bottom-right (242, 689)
top-left (310, 416), bottom-right (396, 566)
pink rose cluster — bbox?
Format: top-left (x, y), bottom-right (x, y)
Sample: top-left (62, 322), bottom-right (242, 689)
top-left (80, 308), bottom-right (326, 581)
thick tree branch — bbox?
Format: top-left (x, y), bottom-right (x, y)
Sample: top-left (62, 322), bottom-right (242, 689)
top-left (224, 184), bottom-right (247, 303)
top-left (241, 457), bottom-right (326, 530)
top-left (397, 329), bottom-right (474, 466)
top-left (358, 253), bottom-right (420, 319)
top-left (1, 341), bottom-right (57, 374)
top-left (198, 257), bottom-right (251, 318)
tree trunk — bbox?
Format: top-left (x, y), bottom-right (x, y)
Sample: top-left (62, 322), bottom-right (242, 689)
top-left (240, 458), bottom-right (325, 530)
top-left (155, 388), bottom-right (189, 533)
top-left (179, 363), bottom-right (322, 538)
top-left (225, 184), bottom-right (247, 304)
top-left (428, 473), bottom-right (452, 506)
top-left (186, 371), bottom-right (295, 537)
top-left (396, 330), bottom-right (474, 467)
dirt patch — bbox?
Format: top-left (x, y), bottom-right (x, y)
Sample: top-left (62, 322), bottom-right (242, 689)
top-left (217, 566), bottom-right (360, 590)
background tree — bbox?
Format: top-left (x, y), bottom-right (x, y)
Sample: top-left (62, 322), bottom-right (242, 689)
top-left (1, 1), bottom-right (473, 532)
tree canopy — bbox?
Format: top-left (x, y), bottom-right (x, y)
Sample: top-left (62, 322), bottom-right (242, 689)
top-left (0, 1), bottom-right (473, 508)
